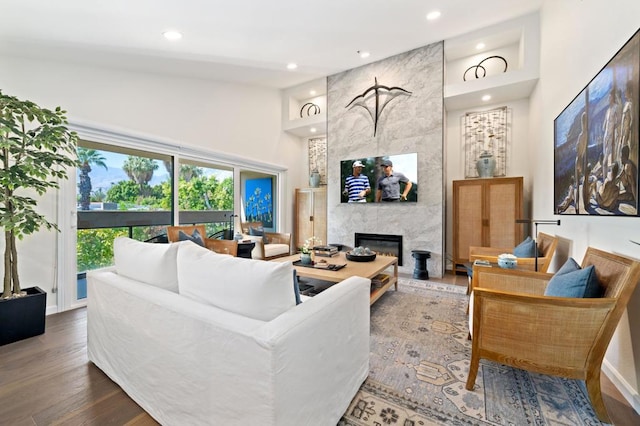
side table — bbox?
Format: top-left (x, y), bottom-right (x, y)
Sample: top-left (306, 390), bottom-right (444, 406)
top-left (237, 241), bottom-right (255, 259)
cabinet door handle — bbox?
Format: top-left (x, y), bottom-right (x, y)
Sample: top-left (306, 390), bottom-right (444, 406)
top-left (310, 216), bottom-right (314, 222)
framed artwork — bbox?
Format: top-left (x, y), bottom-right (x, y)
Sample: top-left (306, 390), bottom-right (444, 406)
top-left (554, 28), bottom-right (639, 216)
top-left (339, 153), bottom-right (417, 203)
top-left (308, 137), bottom-right (327, 185)
top-left (244, 178), bottom-right (273, 227)
top-left (463, 107), bottom-right (508, 178)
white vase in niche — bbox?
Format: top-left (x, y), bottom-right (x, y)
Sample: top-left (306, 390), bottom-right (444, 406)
top-left (309, 169), bottom-right (321, 188)
top-left (476, 151), bottom-right (496, 178)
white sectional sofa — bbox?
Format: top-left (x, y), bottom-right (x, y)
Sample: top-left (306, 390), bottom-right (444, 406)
top-left (87, 238), bottom-right (370, 426)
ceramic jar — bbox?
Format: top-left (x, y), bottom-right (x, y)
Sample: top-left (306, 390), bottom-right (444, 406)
top-left (300, 253), bottom-right (312, 264)
top-left (309, 169), bottom-right (321, 188)
top-left (497, 253), bottom-right (517, 269)
top-left (476, 151), bottom-right (496, 178)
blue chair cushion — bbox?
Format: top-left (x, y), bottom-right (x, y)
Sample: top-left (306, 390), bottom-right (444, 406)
top-left (178, 229), bottom-right (205, 247)
top-left (544, 257), bottom-right (602, 298)
top-left (513, 236), bottom-right (537, 258)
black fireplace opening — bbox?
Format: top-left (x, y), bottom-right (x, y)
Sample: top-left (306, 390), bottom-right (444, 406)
top-left (354, 233), bottom-right (403, 266)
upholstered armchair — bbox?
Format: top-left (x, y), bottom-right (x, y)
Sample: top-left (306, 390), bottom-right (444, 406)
top-left (240, 221), bottom-right (291, 260)
top-left (469, 232), bottom-right (559, 273)
top-left (466, 247), bottom-right (640, 423)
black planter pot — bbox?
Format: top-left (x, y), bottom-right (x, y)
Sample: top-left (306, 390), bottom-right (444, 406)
top-left (0, 286), bottom-right (47, 346)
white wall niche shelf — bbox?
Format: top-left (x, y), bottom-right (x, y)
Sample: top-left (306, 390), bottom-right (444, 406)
top-left (282, 77), bottom-right (327, 138)
top-left (444, 12), bottom-right (540, 111)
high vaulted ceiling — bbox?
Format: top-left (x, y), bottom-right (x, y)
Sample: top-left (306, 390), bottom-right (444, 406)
top-left (1, 0), bottom-right (541, 89)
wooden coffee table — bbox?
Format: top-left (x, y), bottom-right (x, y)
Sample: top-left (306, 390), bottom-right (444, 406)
top-left (272, 252), bottom-right (398, 305)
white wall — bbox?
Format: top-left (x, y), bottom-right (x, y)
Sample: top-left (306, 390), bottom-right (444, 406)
top-left (445, 98), bottom-right (532, 268)
top-left (531, 0), bottom-right (640, 411)
top-left (1, 53), bottom-right (306, 310)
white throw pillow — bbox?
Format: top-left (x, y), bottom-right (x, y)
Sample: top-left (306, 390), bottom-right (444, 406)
top-left (177, 242), bottom-right (295, 321)
top-left (113, 237), bottom-right (180, 292)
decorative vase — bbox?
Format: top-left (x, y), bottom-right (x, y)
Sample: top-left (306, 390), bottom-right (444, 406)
top-left (300, 253), bottom-right (312, 265)
top-left (476, 151), bottom-right (496, 178)
top-left (309, 169), bottom-right (321, 188)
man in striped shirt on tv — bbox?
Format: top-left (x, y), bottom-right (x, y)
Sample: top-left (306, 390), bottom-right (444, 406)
top-left (343, 160), bottom-right (371, 203)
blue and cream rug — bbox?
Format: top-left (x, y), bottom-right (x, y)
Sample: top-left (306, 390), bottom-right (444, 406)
top-left (339, 279), bottom-right (605, 425)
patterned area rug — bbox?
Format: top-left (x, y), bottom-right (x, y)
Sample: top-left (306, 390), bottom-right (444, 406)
top-left (339, 279), bottom-right (605, 425)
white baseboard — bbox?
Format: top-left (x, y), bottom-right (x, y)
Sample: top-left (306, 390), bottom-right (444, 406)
top-left (602, 359), bottom-right (640, 415)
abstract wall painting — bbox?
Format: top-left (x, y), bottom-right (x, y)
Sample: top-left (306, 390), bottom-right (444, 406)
top-left (244, 178), bottom-right (273, 227)
top-left (554, 28), bottom-right (639, 216)
top-left (463, 107), bottom-right (508, 178)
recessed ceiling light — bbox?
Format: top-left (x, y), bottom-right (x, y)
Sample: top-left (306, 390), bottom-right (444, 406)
top-left (287, 63), bottom-right (298, 70)
top-left (310, 90), bottom-right (317, 96)
top-left (476, 43), bottom-right (485, 50)
top-left (162, 30), bottom-right (182, 41)
top-left (357, 50), bottom-right (371, 59)
top-left (482, 95), bottom-right (492, 102)
top-left (310, 127), bottom-right (317, 133)
top-left (426, 11), bottom-right (441, 21)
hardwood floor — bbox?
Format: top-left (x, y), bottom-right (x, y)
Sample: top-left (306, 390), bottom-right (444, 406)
top-left (1, 275), bottom-right (638, 425)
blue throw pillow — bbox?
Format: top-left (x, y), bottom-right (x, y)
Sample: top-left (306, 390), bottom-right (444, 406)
top-left (178, 229), bottom-right (205, 247)
top-left (544, 257), bottom-right (602, 298)
top-left (293, 270), bottom-right (302, 305)
top-left (513, 236), bottom-right (537, 258)
top-left (249, 226), bottom-right (270, 244)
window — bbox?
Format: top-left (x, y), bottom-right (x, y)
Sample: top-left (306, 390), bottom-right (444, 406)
top-left (177, 159), bottom-right (234, 238)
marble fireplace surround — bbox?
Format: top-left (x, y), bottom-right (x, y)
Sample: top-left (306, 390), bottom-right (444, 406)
top-left (326, 42), bottom-right (444, 278)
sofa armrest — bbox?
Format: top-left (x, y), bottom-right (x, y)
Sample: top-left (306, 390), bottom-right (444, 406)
top-left (472, 266), bottom-right (552, 295)
top-left (254, 276), bottom-right (371, 424)
top-left (242, 234), bottom-right (266, 259)
top-left (469, 246), bottom-right (512, 258)
top-left (471, 288), bottom-right (616, 370)
top-left (265, 232), bottom-right (290, 246)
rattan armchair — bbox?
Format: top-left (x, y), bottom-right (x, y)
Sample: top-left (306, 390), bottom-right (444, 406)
top-left (469, 232), bottom-right (559, 273)
top-left (167, 225), bottom-right (238, 256)
top-left (466, 247), bottom-right (640, 423)
top-left (166, 225), bottom-right (208, 243)
top-left (205, 239), bottom-right (238, 256)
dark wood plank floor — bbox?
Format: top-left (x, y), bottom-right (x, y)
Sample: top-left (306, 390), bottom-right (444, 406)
top-left (1, 276), bottom-right (638, 425)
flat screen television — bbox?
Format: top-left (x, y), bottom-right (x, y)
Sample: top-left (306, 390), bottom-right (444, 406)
top-left (340, 153), bottom-right (417, 203)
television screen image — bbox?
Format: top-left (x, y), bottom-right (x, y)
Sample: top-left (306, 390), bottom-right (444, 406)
top-left (340, 153), bottom-right (418, 203)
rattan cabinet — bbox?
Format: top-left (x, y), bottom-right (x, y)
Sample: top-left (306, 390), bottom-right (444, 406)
top-left (452, 177), bottom-right (523, 273)
top-left (294, 187), bottom-right (327, 250)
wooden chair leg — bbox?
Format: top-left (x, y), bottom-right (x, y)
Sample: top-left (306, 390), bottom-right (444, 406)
top-left (465, 354), bottom-right (480, 390)
top-left (586, 369), bottom-right (611, 424)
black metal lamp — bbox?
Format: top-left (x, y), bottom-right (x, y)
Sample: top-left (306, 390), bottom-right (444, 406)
top-left (516, 219), bottom-right (561, 271)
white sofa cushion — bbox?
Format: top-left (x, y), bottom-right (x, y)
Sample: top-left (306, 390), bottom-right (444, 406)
top-left (242, 234), bottom-right (290, 259)
top-left (113, 237), bottom-right (180, 292)
top-left (264, 243), bottom-right (290, 258)
top-left (177, 242), bottom-right (296, 321)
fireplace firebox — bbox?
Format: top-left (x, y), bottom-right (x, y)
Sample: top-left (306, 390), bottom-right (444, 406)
top-left (354, 233), bottom-right (403, 266)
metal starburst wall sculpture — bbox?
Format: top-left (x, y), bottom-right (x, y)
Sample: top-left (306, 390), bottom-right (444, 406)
top-left (345, 77), bottom-right (412, 136)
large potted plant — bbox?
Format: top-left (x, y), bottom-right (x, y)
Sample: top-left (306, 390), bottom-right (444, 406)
top-left (0, 90), bottom-right (78, 345)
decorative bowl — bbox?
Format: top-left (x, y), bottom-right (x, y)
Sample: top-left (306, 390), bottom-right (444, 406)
top-left (497, 253), bottom-right (518, 269)
top-left (346, 252), bottom-right (377, 262)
